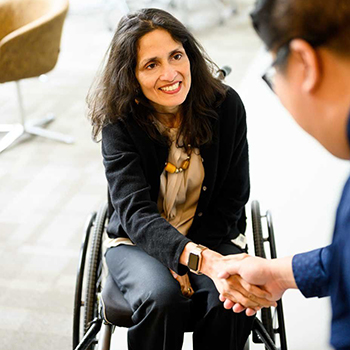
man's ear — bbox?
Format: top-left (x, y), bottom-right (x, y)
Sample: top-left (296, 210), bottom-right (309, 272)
top-left (289, 39), bottom-right (321, 92)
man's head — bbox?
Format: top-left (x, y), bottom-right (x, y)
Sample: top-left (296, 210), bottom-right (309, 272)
top-left (251, 0), bottom-right (350, 58)
top-left (251, 0), bottom-right (350, 159)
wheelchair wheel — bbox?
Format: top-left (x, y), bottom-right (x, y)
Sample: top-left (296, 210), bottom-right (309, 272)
top-left (73, 211), bottom-right (96, 349)
top-left (72, 203), bottom-right (109, 350)
top-left (84, 203), bottom-right (109, 347)
top-left (266, 210), bottom-right (288, 350)
top-left (251, 200), bottom-right (288, 350)
top-left (251, 201), bottom-right (274, 343)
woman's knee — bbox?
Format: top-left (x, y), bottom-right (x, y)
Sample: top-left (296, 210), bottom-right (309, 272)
top-left (131, 281), bottom-right (191, 327)
top-left (146, 281), bottom-right (189, 312)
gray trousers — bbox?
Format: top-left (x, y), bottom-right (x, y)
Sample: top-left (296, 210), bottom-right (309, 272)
top-left (105, 242), bottom-right (254, 350)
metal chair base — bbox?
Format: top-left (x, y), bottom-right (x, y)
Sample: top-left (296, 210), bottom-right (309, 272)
top-left (0, 115), bottom-right (74, 153)
top-left (0, 81), bottom-right (74, 154)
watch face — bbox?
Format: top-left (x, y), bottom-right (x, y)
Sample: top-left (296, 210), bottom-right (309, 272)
top-left (188, 252), bottom-right (199, 271)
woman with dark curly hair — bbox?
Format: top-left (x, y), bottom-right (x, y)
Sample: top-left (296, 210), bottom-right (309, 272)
top-left (88, 8), bottom-right (273, 350)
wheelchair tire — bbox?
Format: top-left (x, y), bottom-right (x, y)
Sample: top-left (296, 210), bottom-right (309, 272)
top-left (73, 211), bottom-right (97, 349)
top-left (252, 200), bottom-right (266, 259)
top-left (251, 201), bottom-right (275, 344)
top-left (83, 203), bottom-right (109, 347)
top-left (266, 211), bottom-right (288, 350)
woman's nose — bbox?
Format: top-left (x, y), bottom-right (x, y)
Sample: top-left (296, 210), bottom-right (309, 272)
top-left (160, 64), bottom-right (176, 82)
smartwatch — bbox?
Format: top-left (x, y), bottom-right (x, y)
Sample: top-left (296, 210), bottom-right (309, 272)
top-left (187, 244), bottom-right (207, 274)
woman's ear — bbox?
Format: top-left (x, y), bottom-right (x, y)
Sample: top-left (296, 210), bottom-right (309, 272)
top-left (289, 39), bottom-right (321, 93)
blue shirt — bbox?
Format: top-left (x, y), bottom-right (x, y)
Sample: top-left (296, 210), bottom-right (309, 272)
top-left (292, 114), bottom-right (350, 350)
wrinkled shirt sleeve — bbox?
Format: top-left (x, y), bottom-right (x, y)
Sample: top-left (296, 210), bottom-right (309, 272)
top-left (292, 245), bottom-right (332, 298)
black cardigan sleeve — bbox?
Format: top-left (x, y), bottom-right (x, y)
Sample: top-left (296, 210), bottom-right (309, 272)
top-left (102, 121), bottom-right (191, 274)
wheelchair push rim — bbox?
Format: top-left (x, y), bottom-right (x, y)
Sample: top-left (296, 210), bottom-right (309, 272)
top-left (73, 211), bottom-right (97, 349)
top-left (73, 203), bottom-right (109, 350)
top-left (251, 200), bottom-right (288, 350)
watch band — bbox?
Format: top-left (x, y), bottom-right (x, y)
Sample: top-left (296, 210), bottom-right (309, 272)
top-left (187, 244), bottom-right (208, 275)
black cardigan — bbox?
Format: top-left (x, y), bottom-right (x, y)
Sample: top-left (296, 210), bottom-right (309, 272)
top-left (102, 86), bottom-right (250, 275)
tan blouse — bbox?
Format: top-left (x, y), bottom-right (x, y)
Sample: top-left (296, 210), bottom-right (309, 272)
top-left (157, 128), bottom-right (204, 235)
top-left (105, 126), bottom-right (205, 249)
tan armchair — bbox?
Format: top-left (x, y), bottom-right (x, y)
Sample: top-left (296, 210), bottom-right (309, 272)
top-left (0, 0), bottom-right (73, 154)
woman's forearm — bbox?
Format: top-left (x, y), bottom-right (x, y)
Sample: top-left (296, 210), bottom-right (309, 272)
top-left (179, 242), bottom-right (222, 278)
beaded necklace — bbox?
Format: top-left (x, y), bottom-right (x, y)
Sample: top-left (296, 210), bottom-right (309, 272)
top-left (152, 115), bottom-right (191, 174)
top-left (164, 146), bottom-right (192, 174)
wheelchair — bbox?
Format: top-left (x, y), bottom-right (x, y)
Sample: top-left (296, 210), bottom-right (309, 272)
top-left (72, 198), bottom-right (287, 350)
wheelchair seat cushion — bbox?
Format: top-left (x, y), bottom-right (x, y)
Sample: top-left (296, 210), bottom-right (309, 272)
top-left (101, 274), bottom-right (134, 327)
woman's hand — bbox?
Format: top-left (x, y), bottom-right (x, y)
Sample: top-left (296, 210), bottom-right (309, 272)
top-left (170, 269), bottom-right (194, 298)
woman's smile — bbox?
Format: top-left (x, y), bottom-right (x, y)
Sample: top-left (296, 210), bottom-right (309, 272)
top-left (159, 81), bottom-right (182, 93)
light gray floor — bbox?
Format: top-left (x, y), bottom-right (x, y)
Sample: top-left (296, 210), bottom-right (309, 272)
top-left (1, 0), bottom-right (347, 349)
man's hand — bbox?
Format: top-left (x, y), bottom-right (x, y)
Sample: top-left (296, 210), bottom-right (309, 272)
top-left (217, 254), bottom-right (297, 311)
top-left (200, 250), bottom-right (277, 316)
top-left (210, 271), bottom-right (276, 316)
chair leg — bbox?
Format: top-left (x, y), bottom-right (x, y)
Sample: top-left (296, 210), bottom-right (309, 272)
top-left (97, 323), bottom-right (113, 350)
top-left (25, 124), bottom-right (74, 144)
top-left (16, 81), bottom-right (74, 144)
top-left (0, 124), bottom-right (25, 154)
top-left (25, 113), bottom-right (55, 128)
top-left (0, 81), bottom-right (75, 153)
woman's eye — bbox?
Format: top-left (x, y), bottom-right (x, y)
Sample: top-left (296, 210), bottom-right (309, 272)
top-left (173, 53), bottom-right (182, 60)
top-left (146, 63), bottom-right (156, 70)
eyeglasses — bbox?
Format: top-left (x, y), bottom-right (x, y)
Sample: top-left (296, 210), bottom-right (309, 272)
top-left (261, 36), bottom-right (328, 93)
top-left (262, 64), bottom-right (276, 92)
top-left (261, 43), bottom-right (291, 93)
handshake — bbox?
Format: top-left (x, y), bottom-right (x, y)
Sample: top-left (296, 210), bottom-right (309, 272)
top-left (214, 253), bottom-right (297, 316)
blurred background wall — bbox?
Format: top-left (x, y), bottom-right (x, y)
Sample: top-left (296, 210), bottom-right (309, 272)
top-left (1, 0), bottom-right (348, 349)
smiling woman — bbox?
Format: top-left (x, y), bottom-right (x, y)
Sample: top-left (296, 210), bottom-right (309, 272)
top-left (135, 29), bottom-right (191, 122)
top-left (86, 8), bottom-right (268, 350)
top-left (87, 8), bottom-right (227, 151)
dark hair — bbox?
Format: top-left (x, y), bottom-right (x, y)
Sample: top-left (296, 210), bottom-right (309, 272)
top-left (87, 8), bottom-right (227, 148)
top-left (251, 0), bottom-right (350, 57)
